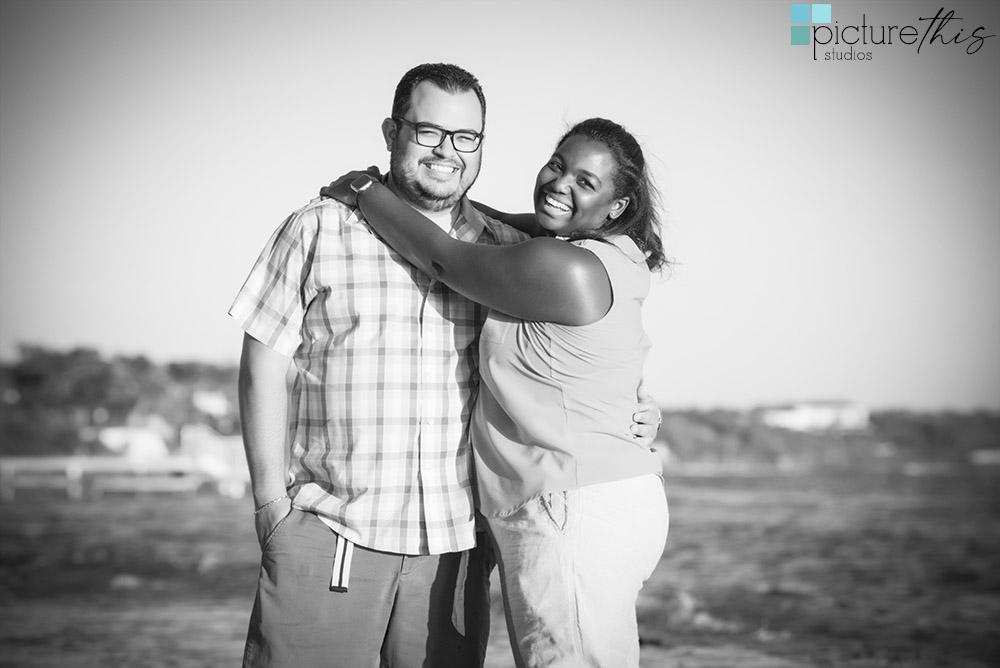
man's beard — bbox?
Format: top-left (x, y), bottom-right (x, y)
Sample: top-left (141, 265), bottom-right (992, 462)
top-left (388, 149), bottom-right (478, 213)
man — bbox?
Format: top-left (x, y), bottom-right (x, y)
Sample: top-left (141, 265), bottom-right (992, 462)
top-left (230, 63), bottom-right (660, 667)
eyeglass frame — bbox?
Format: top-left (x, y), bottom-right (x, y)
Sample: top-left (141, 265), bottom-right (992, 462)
top-left (391, 116), bottom-right (485, 153)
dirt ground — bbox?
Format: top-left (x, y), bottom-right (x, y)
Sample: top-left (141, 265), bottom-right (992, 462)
top-left (1, 470), bottom-right (998, 668)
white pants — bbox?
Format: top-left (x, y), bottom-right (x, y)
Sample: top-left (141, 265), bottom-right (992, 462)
top-left (486, 474), bottom-right (669, 668)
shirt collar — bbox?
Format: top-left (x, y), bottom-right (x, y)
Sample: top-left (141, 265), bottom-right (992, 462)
top-left (451, 197), bottom-right (488, 243)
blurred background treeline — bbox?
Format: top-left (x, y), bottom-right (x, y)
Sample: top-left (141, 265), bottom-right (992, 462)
top-left (2, 343), bottom-right (997, 475)
top-left (0, 345), bottom-right (238, 458)
top-left (660, 407), bottom-right (1000, 475)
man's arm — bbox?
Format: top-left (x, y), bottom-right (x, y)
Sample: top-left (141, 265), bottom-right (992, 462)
top-left (238, 332), bottom-right (294, 548)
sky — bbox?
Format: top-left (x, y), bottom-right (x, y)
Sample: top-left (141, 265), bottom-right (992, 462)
top-left (1, 0), bottom-right (998, 410)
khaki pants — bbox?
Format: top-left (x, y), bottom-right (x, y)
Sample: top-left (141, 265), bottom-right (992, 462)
top-left (487, 474), bottom-right (669, 668)
top-left (243, 509), bottom-right (492, 668)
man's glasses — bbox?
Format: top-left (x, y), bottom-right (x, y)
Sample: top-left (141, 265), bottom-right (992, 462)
top-left (393, 117), bottom-right (484, 153)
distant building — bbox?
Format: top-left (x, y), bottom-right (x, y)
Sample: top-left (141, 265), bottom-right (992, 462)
top-left (190, 389), bottom-right (239, 435)
top-left (177, 423), bottom-right (250, 498)
top-left (95, 415), bottom-right (173, 461)
top-left (192, 389), bottom-right (232, 418)
top-left (757, 400), bottom-right (869, 432)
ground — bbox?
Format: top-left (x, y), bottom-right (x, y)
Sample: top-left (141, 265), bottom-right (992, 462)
top-left (1, 470), bottom-right (998, 667)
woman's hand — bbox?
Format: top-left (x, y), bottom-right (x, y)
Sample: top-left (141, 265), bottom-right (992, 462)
top-left (631, 380), bottom-right (662, 447)
top-left (319, 166), bottom-right (382, 208)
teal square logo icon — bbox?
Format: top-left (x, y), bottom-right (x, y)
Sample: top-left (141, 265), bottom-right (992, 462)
top-left (790, 4), bottom-right (810, 23)
top-left (790, 4), bottom-right (832, 45)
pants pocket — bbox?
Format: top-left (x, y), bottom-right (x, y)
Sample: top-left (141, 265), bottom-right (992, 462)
top-left (538, 492), bottom-right (569, 534)
top-left (261, 510), bottom-right (293, 551)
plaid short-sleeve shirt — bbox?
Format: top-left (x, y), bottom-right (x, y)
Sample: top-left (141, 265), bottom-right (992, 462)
top-left (230, 194), bottom-right (526, 555)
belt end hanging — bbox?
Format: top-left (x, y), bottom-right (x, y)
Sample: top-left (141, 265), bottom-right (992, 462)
top-left (330, 536), bottom-right (354, 593)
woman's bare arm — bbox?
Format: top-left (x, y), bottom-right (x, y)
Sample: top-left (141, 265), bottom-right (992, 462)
top-left (358, 182), bottom-right (611, 325)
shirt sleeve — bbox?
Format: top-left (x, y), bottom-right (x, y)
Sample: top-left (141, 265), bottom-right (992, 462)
top-left (228, 206), bottom-right (320, 357)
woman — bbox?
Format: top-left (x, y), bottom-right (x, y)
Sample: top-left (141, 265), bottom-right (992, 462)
top-left (328, 118), bottom-right (669, 667)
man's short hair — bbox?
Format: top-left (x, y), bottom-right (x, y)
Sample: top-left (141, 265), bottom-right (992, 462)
top-left (391, 63), bottom-right (486, 130)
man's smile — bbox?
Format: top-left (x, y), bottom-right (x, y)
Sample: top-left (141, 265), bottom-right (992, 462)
top-left (423, 161), bottom-right (460, 176)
